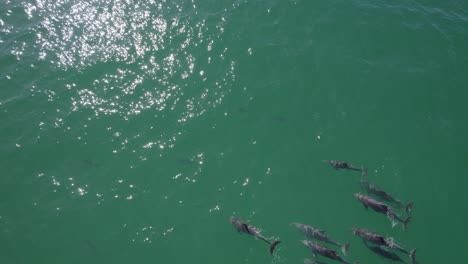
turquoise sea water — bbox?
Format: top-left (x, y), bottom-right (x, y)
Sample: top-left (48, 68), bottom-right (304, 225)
top-left (1, 0), bottom-right (468, 263)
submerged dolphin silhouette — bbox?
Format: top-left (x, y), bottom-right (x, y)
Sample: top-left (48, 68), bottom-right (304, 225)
top-left (229, 216), bottom-right (281, 255)
top-left (352, 228), bottom-right (416, 264)
top-left (355, 193), bottom-right (411, 231)
top-left (292, 223), bottom-right (350, 255)
top-left (324, 160), bottom-right (367, 176)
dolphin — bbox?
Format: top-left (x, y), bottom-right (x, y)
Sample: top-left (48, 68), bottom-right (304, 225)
top-left (365, 243), bottom-right (406, 263)
top-left (293, 223), bottom-right (350, 255)
top-left (359, 179), bottom-right (413, 215)
top-left (352, 228), bottom-right (416, 263)
top-left (302, 240), bottom-right (351, 264)
top-left (323, 160), bottom-right (367, 176)
top-left (354, 193), bottom-right (411, 231)
top-left (229, 216), bottom-right (281, 255)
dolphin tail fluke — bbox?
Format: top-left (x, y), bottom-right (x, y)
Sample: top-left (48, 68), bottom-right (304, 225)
top-left (269, 240), bottom-right (281, 255)
top-left (341, 243), bottom-right (350, 255)
top-left (402, 216), bottom-right (411, 231)
top-left (405, 201), bottom-right (414, 215)
top-left (409, 249), bottom-right (417, 264)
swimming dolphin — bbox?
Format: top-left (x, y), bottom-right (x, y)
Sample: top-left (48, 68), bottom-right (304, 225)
top-left (352, 228), bottom-right (416, 263)
top-left (229, 216), bottom-right (281, 255)
top-left (354, 193), bottom-right (411, 231)
top-left (359, 179), bottom-right (413, 215)
top-left (302, 240), bottom-right (351, 264)
top-left (365, 243), bottom-right (406, 263)
top-left (323, 160), bottom-right (367, 176)
top-left (293, 223), bottom-right (350, 255)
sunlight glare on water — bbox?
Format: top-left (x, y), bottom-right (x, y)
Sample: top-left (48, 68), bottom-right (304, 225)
top-left (26, 0), bottom-right (238, 154)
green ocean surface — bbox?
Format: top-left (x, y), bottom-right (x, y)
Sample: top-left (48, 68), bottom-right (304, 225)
top-left (1, 0), bottom-right (468, 263)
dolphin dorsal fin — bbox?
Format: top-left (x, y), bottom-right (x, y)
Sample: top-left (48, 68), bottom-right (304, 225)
top-left (241, 223), bottom-right (251, 234)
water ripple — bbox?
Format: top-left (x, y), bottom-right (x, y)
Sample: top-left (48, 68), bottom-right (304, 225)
top-left (24, 0), bottom-right (239, 156)
top-left (353, 0), bottom-right (468, 22)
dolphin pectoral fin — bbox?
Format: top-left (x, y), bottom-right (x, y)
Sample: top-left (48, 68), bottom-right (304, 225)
top-left (386, 214), bottom-right (398, 227)
top-left (342, 243), bottom-right (350, 255)
top-left (363, 204), bottom-right (368, 210)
